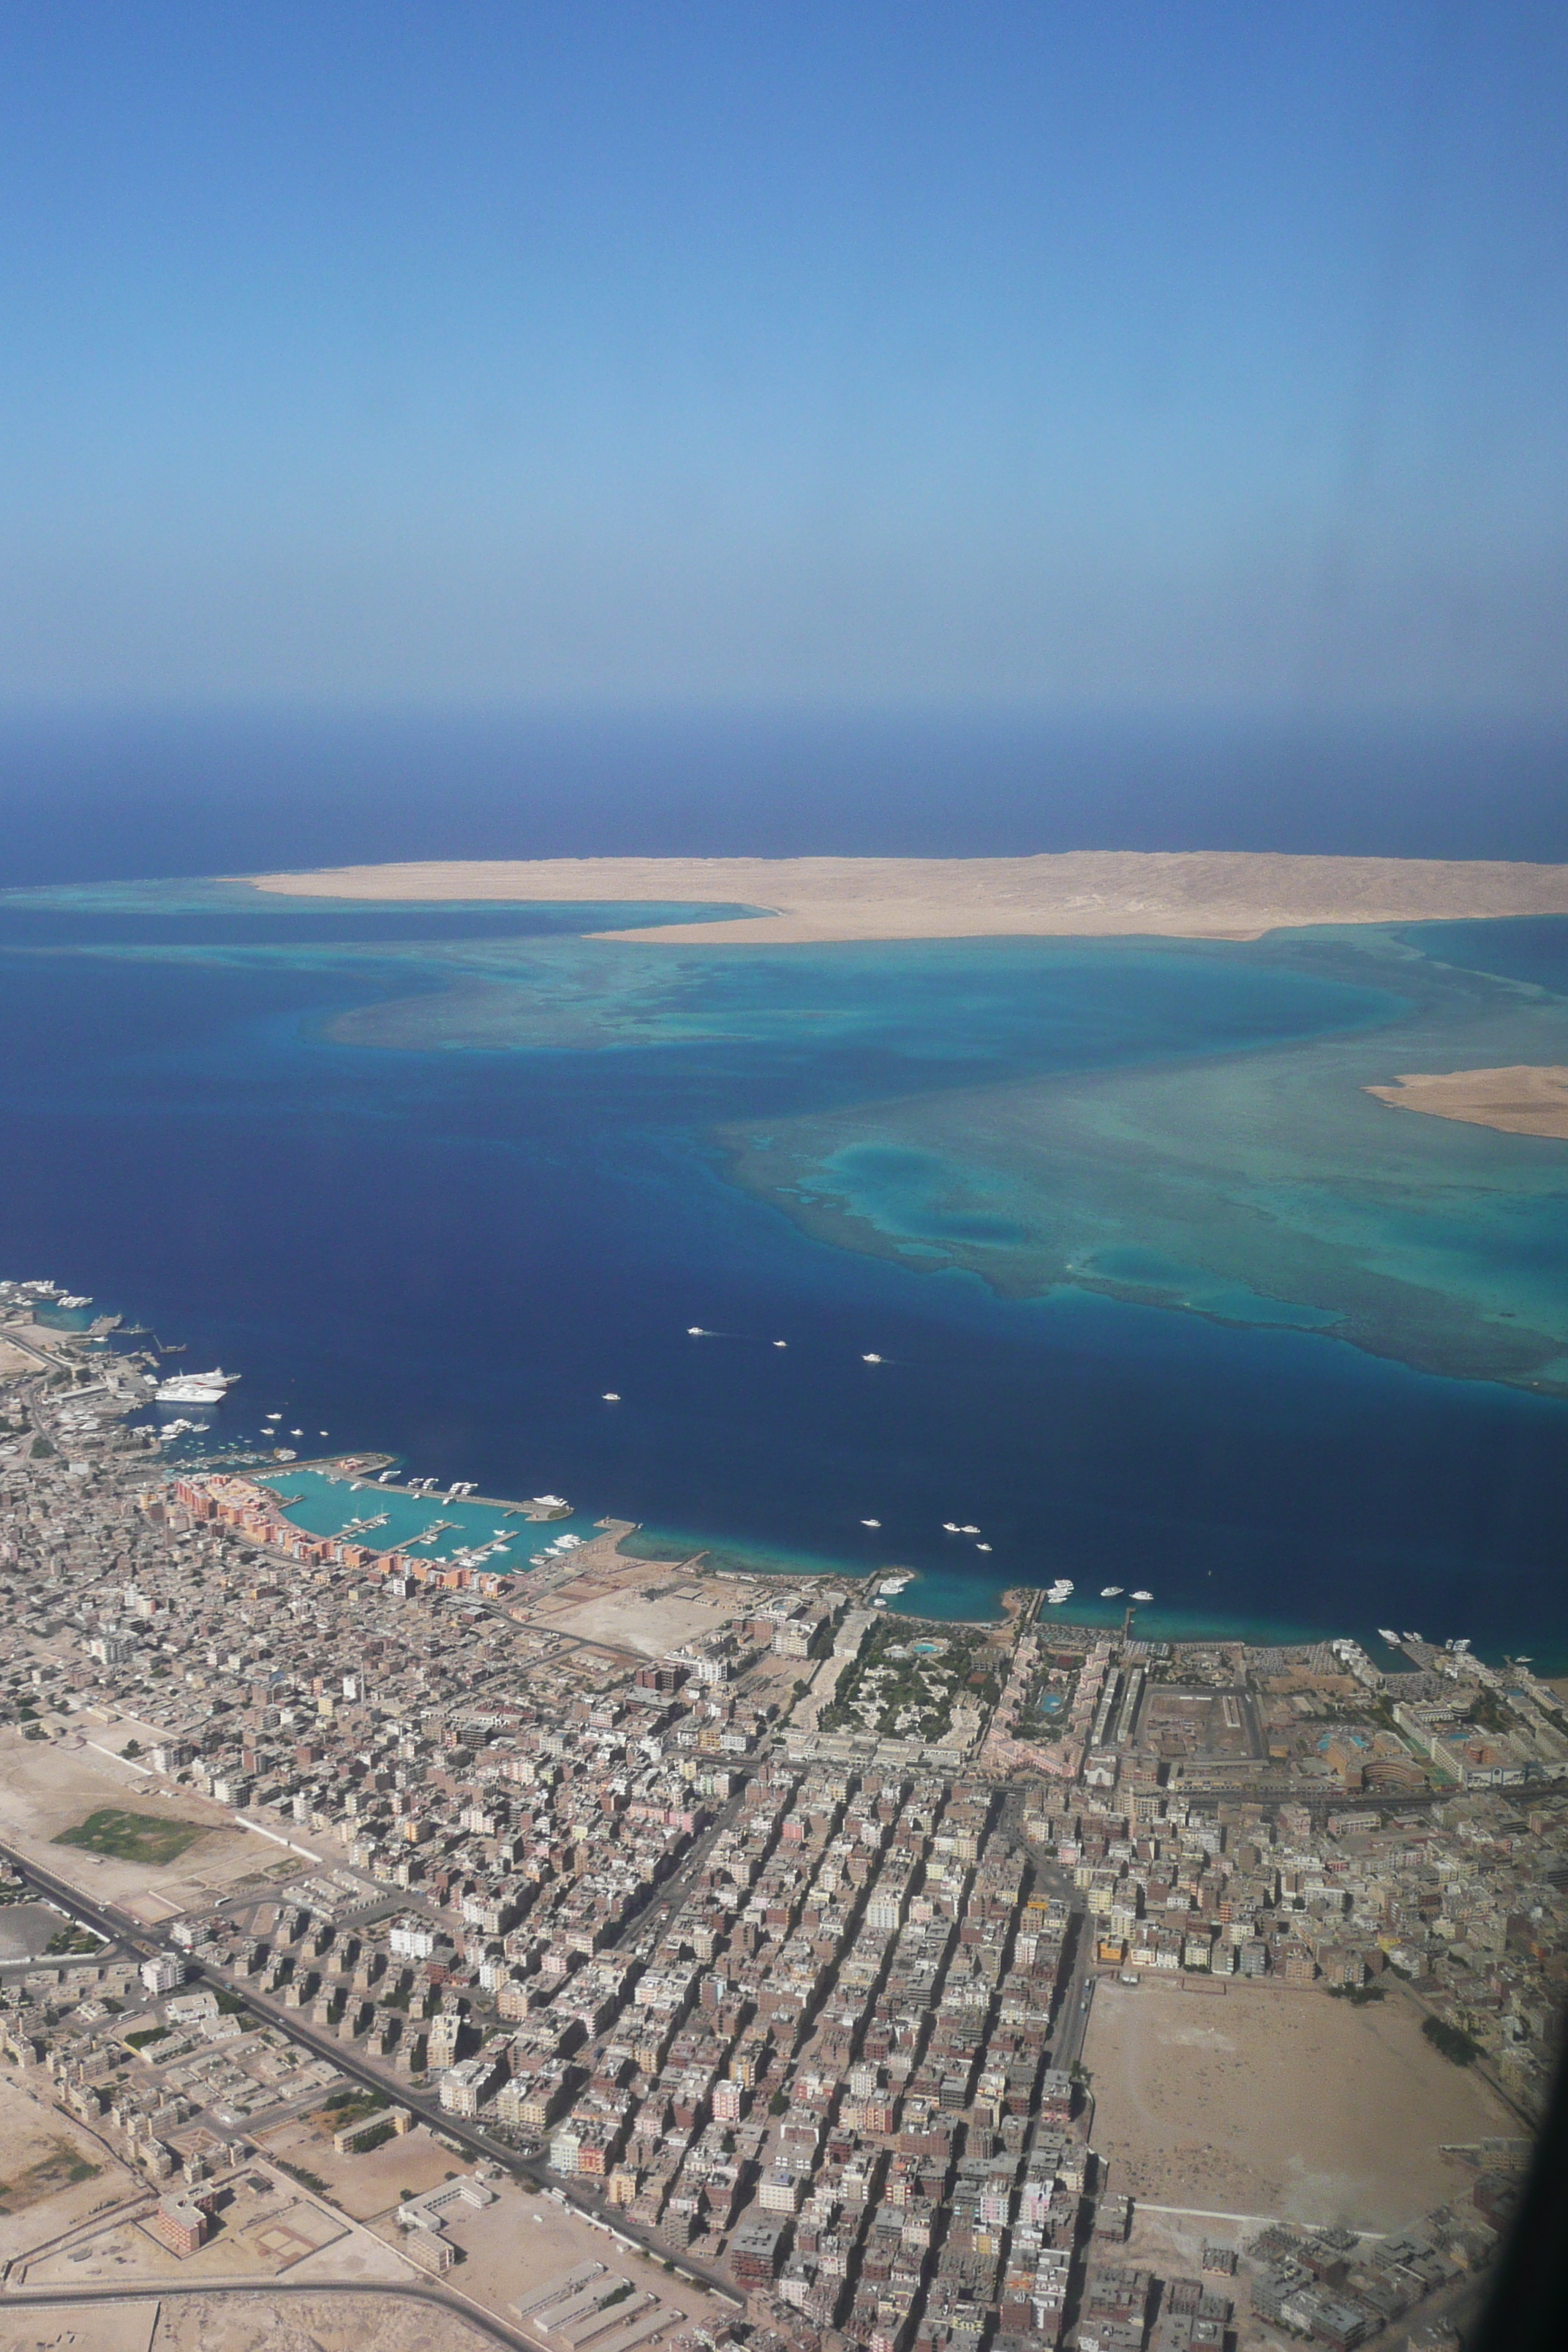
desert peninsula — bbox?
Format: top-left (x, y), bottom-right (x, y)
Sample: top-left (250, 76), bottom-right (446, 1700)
top-left (1366, 1065), bottom-right (1568, 1139)
top-left (252, 850), bottom-right (1568, 945)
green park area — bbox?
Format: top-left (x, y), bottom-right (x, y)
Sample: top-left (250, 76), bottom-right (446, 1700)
top-left (52, 1808), bottom-right (206, 1867)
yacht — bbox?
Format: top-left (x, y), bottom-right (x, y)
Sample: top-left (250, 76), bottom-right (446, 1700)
top-left (942, 1522), bottom-right (961, 1533)
top-left (1130, 1588), bottom-right (1153, 1602)
top-left (976, 1542), bottom-right (992, 1553)
top-left (603, 1391), bottom-right (621, 1402)
top-left (862, 1352), bottom-right (883, 1364)
top-left (155, 1367), bottom-right (240, 1406)
top-left (861, 1518), bottom-right (881, 1528)
top-left (773, 1339), bottom-right (788, 1348)
top-left (1101, 1586), bottom-right (1123, 1598)
top-left (1379, 1628), bottom-right (1400, 1645)
top-left (960, 1524), bottom-right (980, 1535)
top-left (687, 1326), bottom-right (707, 1336)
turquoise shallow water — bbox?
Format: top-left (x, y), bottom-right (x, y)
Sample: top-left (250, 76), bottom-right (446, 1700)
top-left (1, 883), bottom-right (1565, 1664)
top-left (254, 1466), bottom-right (601, 1566)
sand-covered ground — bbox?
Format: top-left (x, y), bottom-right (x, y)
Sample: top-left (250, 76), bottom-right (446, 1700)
top-left (529, 1574), bottom-right (737, 1656)
top-left (0, 1728), bottom-right (281, 1918)
top-left (0, 2072), bottom-right (138, 2269)
top-left (251, 851), bottom-right (1568, 945)
top-left (0, 2306), bottom-right (156, 2352)
top-left (1365, 1064), bottom-right (1568, 1139)
top-left (387, 2179), bottom-right (730, 2339)
top-left (140, 2292), bottom-right (497, 2352)
top-left (1081, 1975), bottom-right (1513, 2231)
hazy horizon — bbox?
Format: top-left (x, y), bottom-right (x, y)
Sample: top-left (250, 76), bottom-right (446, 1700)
top-left (1, 3), bottom-right (1564, 717)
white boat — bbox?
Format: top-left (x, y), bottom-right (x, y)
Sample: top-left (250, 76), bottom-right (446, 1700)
top-left (687, 1326), bottom-right (707, 1336)
top-left (532, 1495), bottom-right (569, 1509)
top-left (942, 1522), bottom-right (961, 1533)
top-left (976, 1542), bottom-right (992, 1553)
top-left (155, 1367), bottom-right (240, 1405)
top-left (1101, 1586), bottom-right (1123, 1598)
top-left (960, 1524), bottom-right (979, 1535)
top-left (773, 1339), bottom-right (788, 1348)
top-left (602, 1392), bottom-right (621, 1403)
top-left (1130, 1588), bottom-right (1153, 1602)
top-left (862, 1352), bottom-right (883, 1364)
top-left (1379, 1628), bottom-right (1400, 1645)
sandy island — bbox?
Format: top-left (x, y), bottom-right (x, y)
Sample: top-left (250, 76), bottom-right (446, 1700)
top-left (250, 850), bottom-right (1568, 945)
top-left (1366, 1064), bottom-right (1568, 1140)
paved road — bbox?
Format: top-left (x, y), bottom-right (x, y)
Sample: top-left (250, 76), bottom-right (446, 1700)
top-left (0, 1835), bottom-right (742, 2305)
top-left (0, 2274), bottom-right (537, 2351)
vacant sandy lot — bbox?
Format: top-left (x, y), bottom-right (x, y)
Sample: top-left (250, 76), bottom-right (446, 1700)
top-left (0, 2073), bottom-right (140, 2268)
top-left (0, 1730), bottom-right (255, 1912)
top-left (0, 1730), bottom-right (347, 1918)
top-left (536, 1578), bottom-right (736, 1658)
top-left (0, 2304), bottom-right (157, 2352)
top-left (255, 2115), bottom-right (470, 2223)
top-left (402, 2179), bottom-right (736, 2334)
top-left (252, 851), bottom-right (1568, 946)
top-left (146, 2291), bottom-right (497, 2352)
top-left (1082, 1975), bottom-right (1514, 2231)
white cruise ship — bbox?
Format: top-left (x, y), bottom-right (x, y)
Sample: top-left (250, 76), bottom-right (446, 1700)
top-left (154, 1367), bottom-right (241, 1406)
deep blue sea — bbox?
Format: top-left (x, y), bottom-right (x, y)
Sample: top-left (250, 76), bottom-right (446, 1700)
top-left (1, 706), bottom-right (1566, 1666)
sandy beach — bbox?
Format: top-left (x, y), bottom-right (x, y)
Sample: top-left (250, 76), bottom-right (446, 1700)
top-left (1365, 1063), bottom-right (1568, 1139)
top-left (249, 851), bottom-right (1568, 945)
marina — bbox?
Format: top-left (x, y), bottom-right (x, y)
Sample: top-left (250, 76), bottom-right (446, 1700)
top-left (253, 1463), bottom-right (601, 1569)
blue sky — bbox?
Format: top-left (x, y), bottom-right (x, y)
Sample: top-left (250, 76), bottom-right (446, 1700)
top-left (0, 1), bottom-right (1564, 710)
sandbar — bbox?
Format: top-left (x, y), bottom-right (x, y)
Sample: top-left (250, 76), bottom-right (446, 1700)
top-left (249, 851), bottom-right (1568, 945)
top-left (1365, 1064), bottom-right (1568, 1140)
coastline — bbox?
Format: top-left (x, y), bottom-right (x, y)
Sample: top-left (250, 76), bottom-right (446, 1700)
top-left (10, 1272), bottom-right (1567, 1671)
